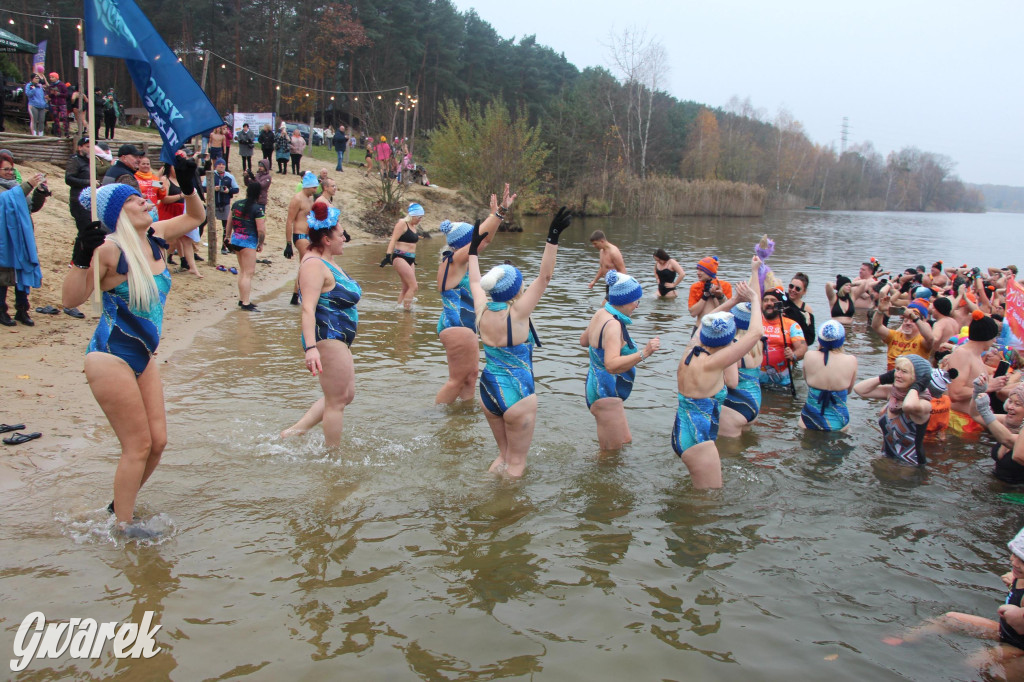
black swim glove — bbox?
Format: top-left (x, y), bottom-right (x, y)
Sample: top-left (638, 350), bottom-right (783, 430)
top-left (546, 206), bottom-right (572, 245)
top-left (469, 220), bottom-right (488, 257)
top-left (284, 242), bottom-right (293, 259)
top-left (877, 369), bottom-right (896, 385)
top-left (173, 154), bottom-right (198, 196)
top-left (71, 220), bottom-right (106, 268)
top-left (910, 373), bottom-right (930, 395)
top-left (379, 253), bottom-right (393, 267)
top-left (343, 230), bottom-right (351, 243)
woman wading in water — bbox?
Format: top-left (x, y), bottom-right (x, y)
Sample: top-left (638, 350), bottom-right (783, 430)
top-left (468, 208), bottom-right (573, 476)
top-left (62, 154), bottom-right (204, 537)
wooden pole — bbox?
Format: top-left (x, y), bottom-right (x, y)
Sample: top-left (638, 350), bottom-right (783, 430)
top-left (76, 26), bottom-right (85, 137)
top-left (205, 170), bottom-right (217, 265)
top-left (197, 51), bottom-right (210, 149)
top-left (87, 55), bottom-right (100, 313)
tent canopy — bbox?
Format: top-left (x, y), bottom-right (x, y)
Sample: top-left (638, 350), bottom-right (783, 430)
top-left (0, 28), bottom-right (36, 54)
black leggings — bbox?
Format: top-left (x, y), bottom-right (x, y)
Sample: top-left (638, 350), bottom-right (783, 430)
top-left (277, 158), bottom-right (287, 173)
top-left (290, 154), bottom-right (302, 174)
top-left (240, 155), bottom-right (252, 173)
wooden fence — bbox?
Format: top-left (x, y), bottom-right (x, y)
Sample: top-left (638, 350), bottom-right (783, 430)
top-left (0, 132), bottom-right (168, 166)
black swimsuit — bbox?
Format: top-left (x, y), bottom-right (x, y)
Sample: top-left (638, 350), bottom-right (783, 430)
top-left (831, 295), bottom-right (855, 318)
top-left (396, 221), bottom-right (419, 244)
top-left (656, 267), bottom-right (676, 296)
top-left (1001, 578), bottom-right (1024, 649)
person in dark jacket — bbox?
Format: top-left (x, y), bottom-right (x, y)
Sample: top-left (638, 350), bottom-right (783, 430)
top-left (236, 123), bottom-right (255, 173)
top-left (332, 127), bottom-right (348, 172)
top-left (258, 124), bottom-right (275, 162)
top-left (102, 144), bottom-right (143, 190)
top-left (65, 136), bottom-right (93, 231)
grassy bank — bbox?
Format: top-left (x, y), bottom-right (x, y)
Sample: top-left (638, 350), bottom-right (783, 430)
top-left (569, 173), bottom-right (766, 217)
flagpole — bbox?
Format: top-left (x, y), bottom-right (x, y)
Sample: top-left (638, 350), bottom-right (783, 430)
top-left (87, 54), bottom-right (100, 313)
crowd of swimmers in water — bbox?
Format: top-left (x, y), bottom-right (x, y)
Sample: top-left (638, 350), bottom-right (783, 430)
top-left (57, 165), bottom-right (1021, 525)
top-left (49, 162), bottom-right (1024, 670)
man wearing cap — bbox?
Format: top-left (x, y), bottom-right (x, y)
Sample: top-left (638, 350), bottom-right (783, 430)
top-left (759, 287), bottom-right (807, 387)
top-left (46, 72), bottom-right (70, 138)
top-left (946, 311), bottom-right (1001, 434)
top-left (283, 171), bottom-right (318, 303)
top-left (202, 157), bottom-right (238, 253)
top-left (871, 291), bottom-right (934, 370)
top-left (65, 137), bottom-right (93, 231)
top-left (102, 144), bottom-right (143, 190)
top-left (688, 256), bottom-right (733, 322)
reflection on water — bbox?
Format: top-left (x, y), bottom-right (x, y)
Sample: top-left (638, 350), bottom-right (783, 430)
top-left (1, 210), bottom-right (1023, 678)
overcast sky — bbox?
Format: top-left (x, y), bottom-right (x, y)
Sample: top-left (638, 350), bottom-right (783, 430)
top-left (452, 0), bottom-right (1023, 187)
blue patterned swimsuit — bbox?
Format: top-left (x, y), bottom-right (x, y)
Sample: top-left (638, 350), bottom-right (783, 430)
top-left (672, 346), bottom-right (728, 455)
top-left (479, 303), bottom-right (541, 417)
top-left (723, 354), bottom-right (762, 423)
top-left (801, 387), bottom-right (850, 431)
top-left (300, 258), bottom-right (361, 348)
top-left (586, 304), bottom-right (637, 408)
top-left (437, 250), bottom-right (476, 334)
top-left (87, 231), bottom-right (171, 376)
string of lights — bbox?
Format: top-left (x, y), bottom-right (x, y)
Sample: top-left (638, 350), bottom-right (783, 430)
top-left (0, 8), bottom-right (82, 23)
top-left (205, 50), bottom-right (409, 99)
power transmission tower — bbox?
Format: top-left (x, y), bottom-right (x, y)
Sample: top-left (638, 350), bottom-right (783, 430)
top-left (840, 116), bottom-right (850, 154)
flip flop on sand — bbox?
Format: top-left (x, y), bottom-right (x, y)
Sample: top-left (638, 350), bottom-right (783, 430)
top-left (0, 424), bottom-right (25, 434)
top-left (3, 432), bottom-right (41, 445)
top-left (35, 306), bottom-right (59, 315)
top-left (216, 265), bottom-right (227, 272)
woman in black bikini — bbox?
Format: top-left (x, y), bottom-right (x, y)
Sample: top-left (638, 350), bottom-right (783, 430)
top-left (826, 274), bottom-right (856, 324)
top-left (653, 248), bottom-right (686, 298)
top-left (380, 202), bottom-right (424, 310)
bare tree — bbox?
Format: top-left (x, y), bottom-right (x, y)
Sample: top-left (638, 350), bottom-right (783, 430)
top-left (605, 28), bottom-right (668, 178)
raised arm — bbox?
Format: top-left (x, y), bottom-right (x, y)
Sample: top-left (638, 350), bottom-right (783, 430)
top-left (516, 207), bottom-right (572, 316)
top-left (467, 221), bottom-right (489, 313)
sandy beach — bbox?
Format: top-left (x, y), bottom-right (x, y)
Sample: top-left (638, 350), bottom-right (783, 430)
top-left (0, 134), bottom-right (473, 490)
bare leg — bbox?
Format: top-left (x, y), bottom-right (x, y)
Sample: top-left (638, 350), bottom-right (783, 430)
top-left (436, 328), bottom-right (480, 404)
top-left (483, 405), bottom-right (509, 474)
top-left (680, 440), bottom-right (723, 489)
top-left (317, 341), bottom-right (355, 447)
top-left (291, 238), bottom-right (309, 296)
top-left (718, 406), bottom-right (749, 438)
top-left (496, 395), bottom-right (537, 478)
top-left (181, 238), bottom-right (203, 278)
top-left (590, 398), bottom-right (632, 450)
top-left (885, 611), bottom-right (1000, 646)
top-left (281, 398), bottom-right (324, 438)
top-left (85, 354), bottom-right (167, 524)
top-left (236, 248), bottom-right (256, 304)
top-left (393, 258), bottom-right (418, 309)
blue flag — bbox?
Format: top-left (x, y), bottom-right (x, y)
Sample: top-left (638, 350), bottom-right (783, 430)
top-left (84, 0), bottom-right (222, 162)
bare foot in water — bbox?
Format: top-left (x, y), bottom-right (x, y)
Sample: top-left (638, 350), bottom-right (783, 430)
top-left (488, 457), bottom-right (506, 474)
top-left (279, 427), bottom-right (307, 439)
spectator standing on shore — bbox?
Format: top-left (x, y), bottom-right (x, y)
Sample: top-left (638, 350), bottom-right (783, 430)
top-left (258, 123), bottom-right (275, 163)
top-left (0, 151), bottom-right (48, 327)
top-left (102, 144), bottom-right (143, 190)
top-left (333, 126), bottom-right (348, 172)
top-left (203, 157), bottom-right (239, 254)
top-left (236, 123), bottom-right (255, 173)
top-left (46, 73), bottom-right (70, 138)
top-left (70, 87), bottom-right (88, 137)
top-left (102, 89), bottom-right (119, 140)
top-left (253, 158), bottom-right (272, 213)
top-left (289, 128), bottom-right (306, 175)
top-left (65, 136), bottom-right (93, 233)
top-left (25, 75), bottom-right (47, 137)
top-left (274, 124), bottom-right (290, 174)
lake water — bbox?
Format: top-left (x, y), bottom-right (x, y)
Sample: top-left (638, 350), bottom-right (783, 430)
top-left (3, 209), bottom-right (1024, 680)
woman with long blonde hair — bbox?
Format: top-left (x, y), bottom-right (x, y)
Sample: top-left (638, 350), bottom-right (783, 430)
top-left (62, 154), bottom-right (205, 537)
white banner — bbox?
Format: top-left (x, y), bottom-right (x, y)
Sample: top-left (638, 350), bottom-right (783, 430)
top-left (231, 112), bottom-right (275, 136)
